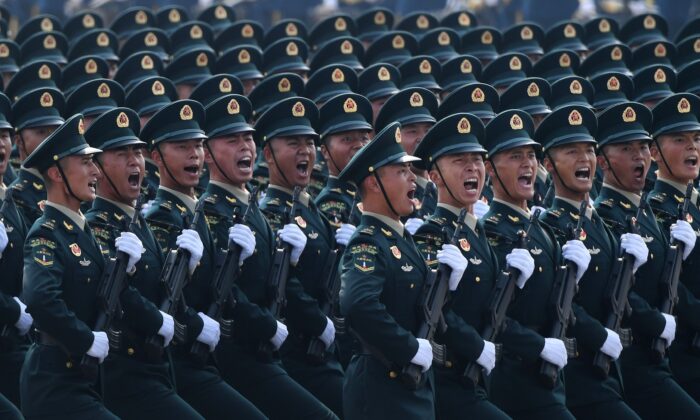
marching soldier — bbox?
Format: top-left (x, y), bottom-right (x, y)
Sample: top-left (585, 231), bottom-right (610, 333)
top-left (257, 96), bottom-right (344, 416)
top-left (413, 113), bottom-right (534, 419)
top-left (141, 100), bottom-right (266, 419)
top-left (83, 107), bottom-right (203, 419)
top-left (594, 101), bottom-right (700, 417)
top-left (20, 115), bottom-right (118, 419)
top-left (200, 93), bottom-right (338, 419)
top-left (338, 120), bottom-right (467, 419)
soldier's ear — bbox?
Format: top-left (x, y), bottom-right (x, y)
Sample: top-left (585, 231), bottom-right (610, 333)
top-left (45, 165), bottom-right (61, 183)
top-left (596, 154), bottom-right (608, 170)
top-left (427, 166), bottom-right (441, 186)
top-left (150, 148), bottom-right (161, 163)
top-left (484, 159), bottom-right (495, 178)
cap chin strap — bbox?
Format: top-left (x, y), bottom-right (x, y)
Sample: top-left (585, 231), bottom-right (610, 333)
top-left (372, 171), bottom-right (400, 218)
top-left (268, 143), bottom-right (293, 188)
top-left (55, 161), bottom-right (83, 204)
top-left (323, 143), bottom-right (343, 176)
top-left (204, 142), bottom-right (238, 186)
top-left (155, 144), bottom-right (188, 190)
top-left (652, 138), bottom-right (676, 179)
top-left (94, 158), bottom-right (128, 204)
top-left (18, 132), bottom-right (29, 162)
top-left (545, 150), bottom-right (579, 198)
top-left (488, 157), bottom-right (517, 202)
top-left (434, 162), bottom-right (463, 206)
top-left (600, 150), bottom-right (628, 191)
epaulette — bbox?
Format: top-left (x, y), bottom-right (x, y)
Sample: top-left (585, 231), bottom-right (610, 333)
top-left (32, 182), bottom-right (44, 191)
top-left (40, 218), bottom-right (55, 230)
top-left (546, 208), bottom-right (562, 218)
top-left (358, 225), bottom-right (375, 235)
top-left (95, 211), bottom-right (109, 222)
top-left (330, 187), bottom-right (342, 194)
top-left (159, 200), bottom-right (173, 210)
top-left (484, 213), bottom-right (501, 225)
top-left (204, 194), bottom-right (218, 204)
top-left (267, 197), bottom-right (281, 207)
top-left (11, 182), bottom-right (24, 192)
top-left (649, 191), bottom-right (667, 204)
top-left (429, 216), bottom-right (447, 226)
top-left (598, 198), bottom-right (614, 208)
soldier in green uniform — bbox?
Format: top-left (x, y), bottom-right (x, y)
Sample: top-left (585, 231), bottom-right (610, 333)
top-left (647, 93), bottom-right (700, 401)
top-left (338, 121), bottom-right (467, 420)
top-left (594, 101), bottom-right (700, 417)
top-left (0, 92), bottom-right (28, 419)
top-left (19, 114), bottom-right (118, 419)
top-left (481, 110), bottom-right (586, 420)
top-left (201, 93), bottom-right (338, 419)
top-left (413, 112), bottom-right (535, 420)
top-left (141, 99), bottom-right (266, 419)
top-left (10, 88), bottom-right (65, 227)
top-left (257, 96), bottom-right (344, 416)
top-left (83, 107), bottom-right (203, 419)
top-left (535, 105), bottom-right (644, 419)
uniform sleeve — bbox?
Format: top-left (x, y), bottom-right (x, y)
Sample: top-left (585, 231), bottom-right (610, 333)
top-left (340, 238), bottom-right (419, 366)
top-left (22, 234), bottom-right (94, 355)
top-left (230, 285), bottom-right (278, 342)
top-left (627, 290), bottom-right (666, 337)
top-left (0, 292), bottom-right (19, 325)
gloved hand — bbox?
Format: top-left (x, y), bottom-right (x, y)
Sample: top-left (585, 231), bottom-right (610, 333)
top-left (0, 222), bottom-right (7, 256)
top-left (319, 317), bottom-right (336, 349)
top-left (279, 223), bottom-right (307, 265)
top-left (473, 200), bottom-right (489, 219)
top-left (270, 320), bottom-right (288, 350)
top-left (140, 199), bottom-right (155, 217)
top-left (196, 312), bottom-right (221, 352)
top-left (12, 297), bottom-right (32, 335)
top-left (335, 223), bottom-right (356, 246)
top-left (411, 338), bottom-right (433, 372)
top-left (115, 232), bottom-right (143, 273)
top-left (540, 338), bottom-right (568, 369)
top-left (562, 240), bottom-right (590, 282)
top-left (177, 229), bottom-right (204, 274)
top-left (506, 248), bottom-right (535, 288)
top-left (476, 340), bottom-right (496, 375)
top-left (661, 313), bottom-right (676, 347)
top-left (228, 224), bottom-right (256, 264)
top-left (437, 244), bottom-right (468, 291)
top-left (405, 218), bottom-right (423, 235)
top-left (87, 331), bottom-right (109, 363)
top-left (620, 233), bottom-right (649, 272)
top-left (157, 311), bottom-right (174, 347)
top-left (600, 328), bottom-right (623, 360)
top-left (670, 220), bottom-right (696, 260)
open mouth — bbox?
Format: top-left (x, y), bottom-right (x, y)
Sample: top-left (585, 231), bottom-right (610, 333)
top-left (184, 165), bottom-right (199, 175)
top-left (685, 156), bottom-right (698, 168)
top-left (127, 172), bottom-right (140, 187)
top-left (88, 181), bottom-right (97, 193)
top-left (632, 163), bottom-right (645, 179)
top-left (407, 188), bottom-right (416, 200)
top-left (296, 160), bottom-right (309, 177)
top-left (0, 152), bottom-right (5, 163)
top-left (517, 172), bottom-right (533, 187)
top-left (574, 167), bottom-right (591, 180)
top-left (237, 156), bottom-right (252, 171)
top-left (464, 177), bottom-right (479, 192)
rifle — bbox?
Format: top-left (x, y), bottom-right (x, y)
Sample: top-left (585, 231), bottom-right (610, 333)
top-left (592, 194), bottom-right (647, 378)
top-left (463, 209), bottom-right (542, 385)
top-left (80, 195), bottom-right (144, 380)
top-left (189, 188), bottom-right (259, 363)
top-left (258, 186), bottom-right (302, 356)
top-left (0, 189), bottom-right (16, 343)
top-left (306, 193), bottom-right (360, 363)
top-left (144, 199), bottom-right (206, 360)
top-left (401, 208), bottom-right (468, 390)
top-left (539, 199), bottom-right (587, 388)
top-left (652, 182), bottom-right (693, 361)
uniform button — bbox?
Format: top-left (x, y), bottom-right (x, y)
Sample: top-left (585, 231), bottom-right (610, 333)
top-left (317, 250), bottom-right (320, 254)
top-left (475, 277), bottom-right (481, 283)
top-left (127, 348), bottom-right (135, 356)
top-left (145, 265), bottom-right (148, 270)
top-left (410, 283), bottom-right (415, 288)
top-left (66, 361), bottom-right (73, 369)
top-left (595, 266), bottom-right (599, 272)
top-left (650, 253), bottom-right (654, 260)
top-left (445, 361), bottom-right (453, 368)
top-left (86, 278), bottom-right (91, 283)
top-left (538, 267), bottom-right (543, 272)
top-left (389, 371), bottom-right (398, 379)
top-left (254, 249), bottom-right (258, 254)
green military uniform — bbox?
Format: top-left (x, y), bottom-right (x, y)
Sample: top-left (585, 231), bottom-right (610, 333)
top-left (481, 110), bottom-right (573, 419)
top-left (256, 97), bottom-right (344, 416)
top-left (141, 100), bottom-right (265, 420)
top-left (339, 122), bottom-right (435, 420)
top-left (412, 113), bottom-right (509, 420)
top-left (19, 114), bottom-right (118, 419)
top-left (83, 107), bottom-right (202, 419)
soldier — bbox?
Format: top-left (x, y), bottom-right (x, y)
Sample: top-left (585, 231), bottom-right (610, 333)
top-left (65, 78), bottom-right (124, 128)
top-left (201, 93), bottom-right (338, 419)
top-left (648, 93), bottom-right (700, 401)
top-left (20, 115), bottom-right (119, 419)
top-left (257, 96), bottom-right (345, 416)
top-left (536, 105), bottom-right (644, 419)
top-left (141, 100), bottom-right (266, 419)
top-left (83, 107), bottom-right (203, 419)
top-left (10, 88), bottom-right (65, 227)
top-left (412, 113), bottom-right (534, 420)
top-left (338, 121), bottom-right (467, 419)
top-left (594, 102), bottom-right (700, 417)
top-left (481, 110), bottom-right (588, 419)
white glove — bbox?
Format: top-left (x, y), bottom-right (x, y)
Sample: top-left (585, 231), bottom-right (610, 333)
top-left (476, 340), bottom-right (496, 375)
top-left (661, 313), bottom-right (676, 347)
top-left (473, 200), bottom-right (490, 219)
top-left (196, 312), bottom-right (221, 352)
top-left (176, 229), bottom-right (204, 274)
top-left (157, 311), bottom-right (174, 347)
top-left (506, 248), bottom-right (535, 289)
top-left (140, 199), bottom-right (155, 217)
top-left (405, 217), bottom-right (423, 235)
top-left (437, 244), bottom-right (468, 291)
top-left (12, 297), bottom-right (32, 335)
top-left (411, 338), bottom-right (433, 372)
top-left (279, 223), bottom-right (307, 265)
top-left (600, 328), bottom-right (623, 360)
top-left (87, 331), bottom-right (109, 363)
top-left (115, 232), bottom-right (143, 273)
top-left (319, 316), bottom-right (336, 349)
top-left (562, 239), bottom-right (590, 282)
top-left (540, 337), bottom-right (568, 369)
top-left (335, 223), bottom-right (356, 246)
top-left (0, 222), bottom-right (7, 256)
top-left (670, 220), bottom-right (696, 260)
top-left (270, 320), bottom-right (288, 350)
top-left (228, 224), bottom-right (256, 264)
top-left (620, 233), bottom-right (649, 272)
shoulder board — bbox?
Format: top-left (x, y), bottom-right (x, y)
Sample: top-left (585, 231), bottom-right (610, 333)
top-left (598, 198), bottom-right (614, 208)
top-left (358, 225), bottom-right (375, 236)
top-left (330, 187), bottom-right (342, 194)
top-left (429, 216), bottom-right (447, 226)
top-left (40, 219), bottom-right (56, 230)
top-left (11, 182), bottom-right (24, 192)
top-left (649, 191), bottom-right (667, 204)
top-left (267, 197), bottom-right (281, 207)
top-left (204, 194), bottom-right (218, 204)
top-left (95, 211), bottom-right (109, 222)
top-left (484, 213), bottom-right (501, 225)
top-left (159, 200), bottom-right (173, 210)
top-left (546, 208), bottom-right (562, 218)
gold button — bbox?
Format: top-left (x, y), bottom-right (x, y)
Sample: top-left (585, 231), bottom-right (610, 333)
top-left (410, 283), bottom-right (415, 288)
top-left (66, 361), bottom-right (73, 369)
top-left (475, 276), bottom-right (481, 283)
top-left (650, 253), bottom-right (654, 260)
top-left (539, 266), bottom-right (543, 272)
top-left (86, 278), bottom-right (91, 283)
top-left (389, 371), bottom-right (398, 379)
top-left (445, 361), bottom-right (453, 368)
top-left (595, 266), bottom-right (599, 272)
top-left (127, 348), bottom-right (135, 356)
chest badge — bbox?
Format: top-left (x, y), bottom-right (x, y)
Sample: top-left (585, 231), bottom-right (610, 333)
top-left (588, 247), bottom-right (600, 255)
top-left (530, 247), bottom-right (542, 255)
top-left (459, 238), bottom-right (470, 252)
top-left (79, 258), bottom-right (91, 267)
top-left (469, 257), bottom-right (482, 265)
top-left (390, 245), bottom-right (401, 259)
top-left (579, 229), bottom-right (587, 241)
top-left (69, 243), bottom-right (81, 257)
top-left (401, 263), bottom-right (413, 272)
top-left (642, 235), bottom-right (653, 243)
top-left (295, 215), bottom-right (307, 228)
top-left (308, 230), bottom-right (319, 239)
top-left (687, 213), bottom-right (694, 224)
